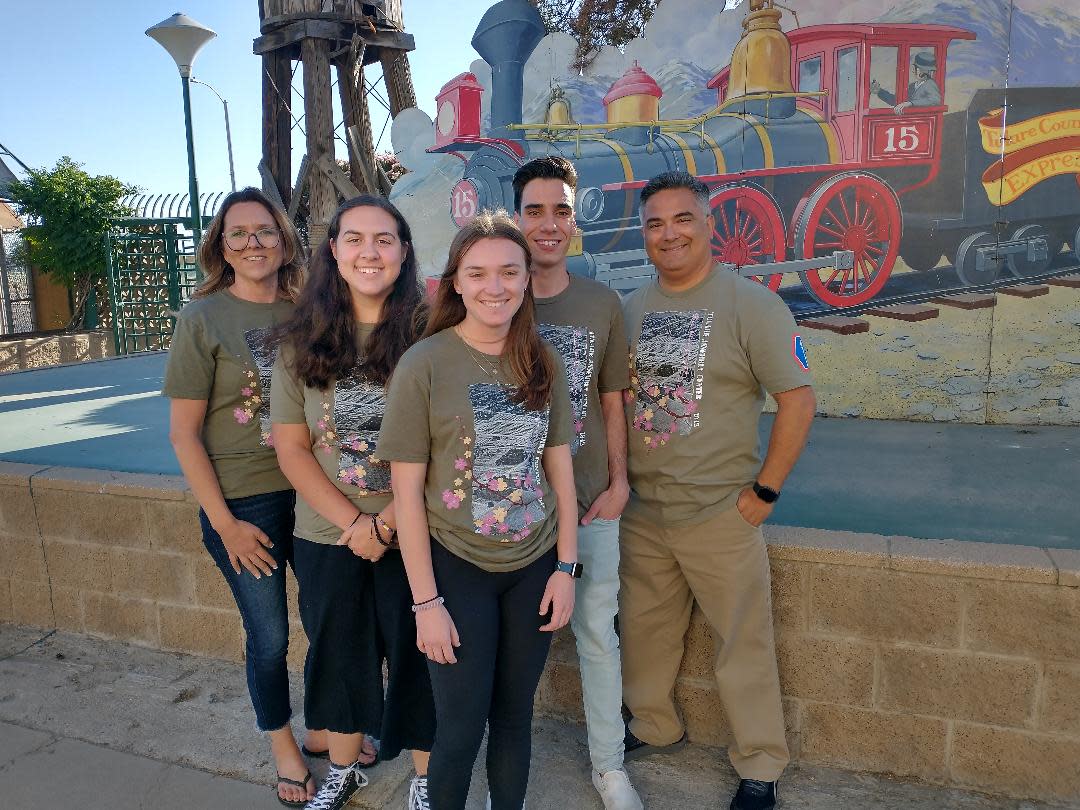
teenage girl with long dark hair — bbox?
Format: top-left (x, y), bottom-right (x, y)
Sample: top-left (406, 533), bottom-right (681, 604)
top-left (270, 195), bottom-right (435, 810)
top-left (378, 211), bottom-right (578, 810)
top-left (164, 187), bottom-right (324, 806)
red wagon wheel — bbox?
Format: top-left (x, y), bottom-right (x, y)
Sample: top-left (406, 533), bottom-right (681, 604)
top-left (793, 172), bottom-right (901, 308)
top-left (709, 185), bottom-right (786, 291)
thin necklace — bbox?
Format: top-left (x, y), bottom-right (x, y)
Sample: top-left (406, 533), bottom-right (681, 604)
top-left (456, 326), bottom-right (503, 379)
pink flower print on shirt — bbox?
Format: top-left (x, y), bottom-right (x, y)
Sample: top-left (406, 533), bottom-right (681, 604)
top-left (234, 408), bottom-right (252, 425)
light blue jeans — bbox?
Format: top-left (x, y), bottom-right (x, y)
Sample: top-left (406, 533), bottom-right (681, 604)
top-left (570, 517), bottom-right (625, 774)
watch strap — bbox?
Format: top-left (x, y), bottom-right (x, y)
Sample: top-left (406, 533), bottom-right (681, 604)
top-left (556, 560), bottom-right (583, 578)
top-left (752, 481), bottom-right (780, 503)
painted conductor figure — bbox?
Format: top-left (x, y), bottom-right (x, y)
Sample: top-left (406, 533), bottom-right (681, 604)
top-left (619, 171), bottom-right (816, 810)
top-left (871, 51), bottom-right (941, 115)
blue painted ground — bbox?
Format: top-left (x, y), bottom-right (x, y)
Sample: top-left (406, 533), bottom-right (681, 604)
top-left (0, 354), bottom-right (1076, 548)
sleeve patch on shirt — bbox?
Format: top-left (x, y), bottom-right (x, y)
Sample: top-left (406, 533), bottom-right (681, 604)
top-left (792, 334), bottom-right (810, 371)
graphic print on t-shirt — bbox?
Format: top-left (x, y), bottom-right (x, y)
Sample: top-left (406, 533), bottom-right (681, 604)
top-left (242, 327), bottom-right (278, 446)
top-left (631, 309), bottom-right (713, 449)
top-left (467, 383), bottom-right (550, 541)
top-left (538, 323), bottom-right (595, 455)
top-left (333, 370), bottom-right (391, 492)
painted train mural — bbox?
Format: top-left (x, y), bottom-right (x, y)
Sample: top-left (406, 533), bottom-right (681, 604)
top-left (389, 0), bottom-right (1080, 426)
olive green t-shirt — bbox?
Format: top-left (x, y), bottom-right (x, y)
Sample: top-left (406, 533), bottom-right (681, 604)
top-left (162, 289), bottom-right (294, 499)
top-left (377, 328), bottom-right (573, 573)
top-left (622, 267), bottom-right (814, 526)
top-left (535, 274), bottom-right (629, 518)
top-left (269, 324), bottom-right (393, 545)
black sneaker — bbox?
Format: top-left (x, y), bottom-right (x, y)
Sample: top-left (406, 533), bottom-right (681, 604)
top-left (729, 779), bottom-right (776, 810)
top-left (304, 761), bottom-right (368, 810)
top-left (623, 724), bottom-right (688, 761)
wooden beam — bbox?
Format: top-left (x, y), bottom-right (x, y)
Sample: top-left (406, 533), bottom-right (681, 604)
top-left (258, 160), bottom-right (286, 211)
top-left (335, 41), bottom-right (375, 196)
top-left (380, 49), bottom-right (417, 115)
top-left (261, 47), bottom-right (292, 207)
top-left (253, 20), bottom-right (414, 56)
top-left (301, 37), bottom-right (337, 247)
top-left (318, 153), bottom-right (363, 201)
top-left (287, 155), bottom-right (310, 223)
top-left (346, 125), bottom-right (379, 197)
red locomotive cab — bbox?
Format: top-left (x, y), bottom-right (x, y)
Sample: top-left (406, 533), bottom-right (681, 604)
top-left (788, 25), bottom-right (974, 170)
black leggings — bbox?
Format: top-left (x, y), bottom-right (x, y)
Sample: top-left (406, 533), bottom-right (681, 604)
top-left (426, 542), bottom-right (557, 810)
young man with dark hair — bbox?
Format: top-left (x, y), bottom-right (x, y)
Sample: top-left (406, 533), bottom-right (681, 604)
top-left (620, 170), bottom-right (816, 810)
top-left (512, 156), bottom-right (643, 810)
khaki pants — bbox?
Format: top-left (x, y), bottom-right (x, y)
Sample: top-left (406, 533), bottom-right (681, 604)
top-left (619, 502), bottom-right (789, 781)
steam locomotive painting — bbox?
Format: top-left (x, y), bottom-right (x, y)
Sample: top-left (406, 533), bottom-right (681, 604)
top-left (428, 0), bottom-right (1080, 311)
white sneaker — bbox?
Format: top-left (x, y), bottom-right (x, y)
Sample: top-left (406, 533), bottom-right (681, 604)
top-left (592, 768), bottom-right (644, 810)
top-left (407, 775), bottom-right (431, 810)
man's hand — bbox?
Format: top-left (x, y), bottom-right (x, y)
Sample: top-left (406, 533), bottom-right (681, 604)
top-left (736, 486), bottom-right (773, 528)
top-left (580, 477), bottom-right (630, 525)
top-left (894, 102), bottom-right (911, 115)
top-left (870, 78), bottom-right (881, 94)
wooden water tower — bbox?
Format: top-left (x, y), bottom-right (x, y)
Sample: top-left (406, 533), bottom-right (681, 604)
top-left (255, 0), bottom-right (417, 245)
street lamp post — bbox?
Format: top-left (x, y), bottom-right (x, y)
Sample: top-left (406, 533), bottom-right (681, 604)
top-left (191, 78), bottom-right (237, 192)
top-left (146, 13), bottom-right (217, 244)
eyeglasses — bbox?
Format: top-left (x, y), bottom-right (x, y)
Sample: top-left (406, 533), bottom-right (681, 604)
top-left (223, 227), bottom-right (281, 251)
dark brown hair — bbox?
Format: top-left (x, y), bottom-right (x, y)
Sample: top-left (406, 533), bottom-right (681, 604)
top-left (193, 187), bottom-right (304, 300)
top-left (424, 210), bottom-right (554, 411)
top-left (512, 155), bottom-right (578, 212)
top-left (274, 195), bottom-right (425, 389)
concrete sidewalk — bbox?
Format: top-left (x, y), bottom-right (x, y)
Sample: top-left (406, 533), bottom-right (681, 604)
top-left (0, 625), bottom-right (1065, 809)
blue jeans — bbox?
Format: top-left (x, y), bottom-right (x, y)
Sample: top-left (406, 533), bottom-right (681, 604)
top-left (570, 518), bottom-right (625, 774)
top-left (200, 489), bottom-right (297, 732)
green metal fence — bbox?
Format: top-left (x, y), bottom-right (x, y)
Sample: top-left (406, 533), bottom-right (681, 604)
top-left (105, 219), bottom-right (204, 355)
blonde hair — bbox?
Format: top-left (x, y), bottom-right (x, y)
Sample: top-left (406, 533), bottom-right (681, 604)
top-left (193, 187), bottom-right (305, 301)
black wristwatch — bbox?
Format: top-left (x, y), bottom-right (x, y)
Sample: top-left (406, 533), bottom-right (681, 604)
top-left (752, 481), bottom-right (780, 504)
top-left (555, 560), bottom-right (583, 578)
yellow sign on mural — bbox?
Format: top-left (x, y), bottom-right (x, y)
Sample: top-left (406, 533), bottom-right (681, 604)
top-left (979, 107), bottom-right (1080, 205)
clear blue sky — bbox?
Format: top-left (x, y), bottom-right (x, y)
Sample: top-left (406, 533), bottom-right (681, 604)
top-left (1, 0), bottom-right (493, 197)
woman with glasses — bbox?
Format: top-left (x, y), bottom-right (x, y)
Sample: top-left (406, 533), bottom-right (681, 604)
top-left (164, 187), bottom-right (323, 807)
top-left (270, 195), bottom-right (435, 810)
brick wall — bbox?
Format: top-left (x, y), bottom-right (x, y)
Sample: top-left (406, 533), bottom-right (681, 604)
top-left (1, 462), bottom-right (1078, 802)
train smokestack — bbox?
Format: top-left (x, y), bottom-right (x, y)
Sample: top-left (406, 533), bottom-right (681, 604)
top-left (471, 0), bottom-right (546, 141)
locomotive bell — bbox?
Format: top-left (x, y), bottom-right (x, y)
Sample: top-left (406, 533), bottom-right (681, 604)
top-left (728, 0), bottom-right (796, 118)
top-left (545, 83), bottom-right (575, 126)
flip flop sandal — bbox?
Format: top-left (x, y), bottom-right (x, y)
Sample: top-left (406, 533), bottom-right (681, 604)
top-left (275, 771), bottom-right (314, 808)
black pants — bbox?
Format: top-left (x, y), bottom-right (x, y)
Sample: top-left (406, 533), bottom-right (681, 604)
top-left (426, 542), bottom-right (557, 810)
top-left (374, 549), bottom-right (436, 760)
top-left (293, 538), bottom-right (383, 735)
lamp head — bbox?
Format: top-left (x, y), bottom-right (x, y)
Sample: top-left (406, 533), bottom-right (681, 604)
top-left (146, 13), bottom-right (217, 78)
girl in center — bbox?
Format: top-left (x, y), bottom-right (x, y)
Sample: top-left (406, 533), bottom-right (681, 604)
top-left (270, 195), bottom-right (435, 810)
top-left (378, 211), bottom-right (579, 810)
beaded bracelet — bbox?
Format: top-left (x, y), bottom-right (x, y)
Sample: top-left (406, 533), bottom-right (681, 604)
top-left (411, 595), bottom-right (445, 613)
top-left (371, 514), bottom-right (394, 548)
